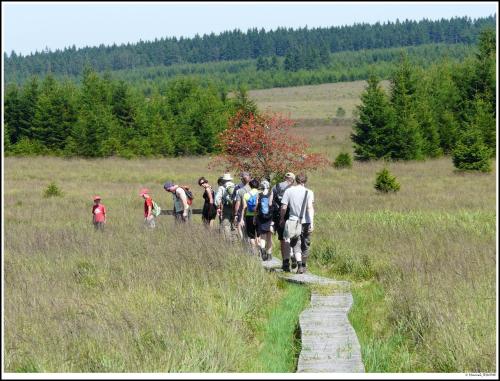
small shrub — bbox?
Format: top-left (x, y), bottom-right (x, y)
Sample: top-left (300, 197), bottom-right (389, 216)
top-left (375, 168), bottom-right (400, 193)
top-left (334, 152), bottom-right (352, 169)
top-left (43, 182), bottom-right (63, 198)
top-left (336, 107), bottom-right (346, 118)
top-left (8, 137), bottom-right (47, 156)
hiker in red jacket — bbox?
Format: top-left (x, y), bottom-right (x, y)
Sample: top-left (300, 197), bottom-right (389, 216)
top-left (92, 196), bottom-right (106, 231)
top-left (140, 188), bottom-right (156, 228)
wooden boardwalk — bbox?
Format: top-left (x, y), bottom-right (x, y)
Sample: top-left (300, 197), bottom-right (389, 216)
top-left (261, 257), bottom-right (364, 373)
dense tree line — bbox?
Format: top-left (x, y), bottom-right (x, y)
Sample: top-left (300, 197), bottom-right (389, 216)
top-left (7, 43), bottom-right (474, 97)
top-left (352, 29), bottom-right (496, 170)
top-left (5, 15), bottom-right (495, 84)
top-left (4, 69), bottom-right (240, 158)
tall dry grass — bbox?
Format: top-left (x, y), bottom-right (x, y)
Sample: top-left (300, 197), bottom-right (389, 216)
top-left (288, 122), bottom-right (496, 372)
top-left (4, 157), bottom-right (292, 372)
top-left (252, 78), bottom-right (496, 370)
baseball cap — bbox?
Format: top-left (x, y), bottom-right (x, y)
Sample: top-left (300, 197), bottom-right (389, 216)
top-left (93, 195), bottom-right (101, 201)
top-left (240, 171), bottom-right (250, 178)
top-left (139, 188), bottom-right (150, 196)
top-left (285, 172), bottom-right (296, 180)
top-left (163, 181), bottom-right (174, 190)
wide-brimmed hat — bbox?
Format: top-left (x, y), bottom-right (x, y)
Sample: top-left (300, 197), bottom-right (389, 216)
top-left (93, 195), bottom-right (102, 201)
top-left (222, 173), bottom-right (233, 181)
top-left (285, 172), bottom-right (296, 181)
top-left (139, 188), bottom-right (150, 196)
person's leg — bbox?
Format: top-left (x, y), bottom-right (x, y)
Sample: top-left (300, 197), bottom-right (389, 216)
top-left (301, 223), bottom-right (311, 271)
top-left (291, 235), bottom-right (303, 273)
top-left (265, 231), bottom-right (272, 258)
top-left (245, 215), bottom-right (257, 253)
top-left (221, 217), bottom-right (231, 240)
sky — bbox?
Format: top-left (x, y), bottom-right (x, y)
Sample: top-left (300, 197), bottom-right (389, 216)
top-left (2, 1), bottom-right (498, 56)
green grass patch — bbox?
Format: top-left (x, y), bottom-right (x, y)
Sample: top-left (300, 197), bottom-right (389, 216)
top-left (247, 280), bottom-right (310, 372)
top-left (349, 281), bottom-right (420, 372)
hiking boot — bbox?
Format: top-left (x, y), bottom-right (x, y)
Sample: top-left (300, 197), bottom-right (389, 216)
top-left (282, 259), bottom-right (290, 272)
top-left (297, 262), bottom-right (304, 274)
top-left (260, 248), bottom-right (268, 261)
top-left (266, 252), bottom-right (272, 261)
top-left (291, 257), bottom-right (297, 269)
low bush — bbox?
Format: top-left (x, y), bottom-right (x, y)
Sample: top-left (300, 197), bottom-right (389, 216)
top-left (374, 168), bottom-right (400, 193)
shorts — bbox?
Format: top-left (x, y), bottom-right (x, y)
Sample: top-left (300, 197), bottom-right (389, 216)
top-left (94, 221), bottom-right (105, 231)
top-left (245, 215), bottom-right (257, 239)
top-left (257, 216), bottom-right (273, 235)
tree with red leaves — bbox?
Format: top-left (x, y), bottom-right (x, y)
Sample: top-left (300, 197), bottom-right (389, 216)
top-left (211, 111), bottom-right (329, 183)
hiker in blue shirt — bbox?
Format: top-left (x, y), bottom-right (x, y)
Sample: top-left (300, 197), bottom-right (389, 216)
top-left (255, 180), bottom-right (273, 261)
top-left (241, 178), bottom-right (260, 254)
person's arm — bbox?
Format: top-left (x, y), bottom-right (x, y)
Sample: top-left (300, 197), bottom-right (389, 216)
top-left (279, 204), bottom-right (288, 227)
top-left (207, 187), bottom-right (214, 204)
top-left (178, 188), bottom-right (189, 216)
top-left (240, 196), bottom-right (247, 226)
top-left (253, 196), bottom-right (259, 223)
top-left (307, 199), bottom-right (314, 232)
top-left (215, 187), bottom-right (223, 208)
top-left (233, 195), bottom-right (241, 223)
top-left (103, 206), bottom-right (106, 223)
top-left (279, 189), bottom-right (289, 226)
top-left (147, 202), bottom-right (152, 219)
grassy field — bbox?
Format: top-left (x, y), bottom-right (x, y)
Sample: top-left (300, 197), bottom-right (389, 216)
top-left (253, 81), bottom-right (497, 372)
top-left (3, 156), bottom-right (310, 372)
top-left (4, 79), bottom-right (497, 373)
top-left (249, 80), bottom-right (390, 120)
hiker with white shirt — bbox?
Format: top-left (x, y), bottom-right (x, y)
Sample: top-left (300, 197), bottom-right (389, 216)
top-left (279, 173), bottom-right (314, 274)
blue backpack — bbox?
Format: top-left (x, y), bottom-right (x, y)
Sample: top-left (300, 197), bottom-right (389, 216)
top-left (247, 192), bottom-right (258, 213)
top-left (259, 193), bottom-right (272, 220)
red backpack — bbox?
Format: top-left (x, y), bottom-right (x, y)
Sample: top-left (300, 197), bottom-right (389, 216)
top-left (181, 186), bottom-right (194, 206)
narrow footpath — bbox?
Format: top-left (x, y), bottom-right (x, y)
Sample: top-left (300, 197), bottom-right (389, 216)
top-left (262, 257), bottom-right (365, 373)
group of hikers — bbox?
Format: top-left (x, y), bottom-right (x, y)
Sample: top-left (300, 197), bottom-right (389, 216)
top-left (92, 171), bottom-right (314, 274)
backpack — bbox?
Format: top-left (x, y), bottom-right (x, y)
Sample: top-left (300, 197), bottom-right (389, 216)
top-left (259, 193), bottom-right (272, 220)
top-left (180, 186), bottom-right (194, 206)
top-left (152, 200), bottom-right (162, 217)
top-left (247, 191), bottom-right (258, 213)
top-left (223, 183), bottom-right (235, 206)
top-left (231, 183), bottom-right (243, 203)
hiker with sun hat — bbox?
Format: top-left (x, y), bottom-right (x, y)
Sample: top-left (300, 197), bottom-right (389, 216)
top-left (92, 195), bottom-right (106, 231)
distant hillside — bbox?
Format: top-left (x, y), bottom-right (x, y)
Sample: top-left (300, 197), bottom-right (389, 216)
top-left (4, 15), bottom-right (495, 84)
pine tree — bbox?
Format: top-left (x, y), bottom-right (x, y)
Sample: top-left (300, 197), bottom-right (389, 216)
top-left (428, 62), bottom-right (462, 153)
top-left (4, 84), bottom-right (22, 144)
top-left (351, 75), bottom-right (394, 160)
top-left (270, 55), bottom-right (279, 70)
top-left (72, 67), bottom-right (118, 157)
top-left (389, 52), bottom-right (424, 160)
top-left (256, 56), bottom-right (268, 71)
top-left (452, 125), bottom-right (492, 172)
top-left (468, 97), bottom-right (496, 156)
top-left (18, 76), bottom-right (40, 140)
top-left (414, 72), bottom-right (442, 157)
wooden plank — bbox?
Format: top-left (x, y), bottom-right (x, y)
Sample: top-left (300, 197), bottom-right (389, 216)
top-left (261, 258), bottom-right (364, 373)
